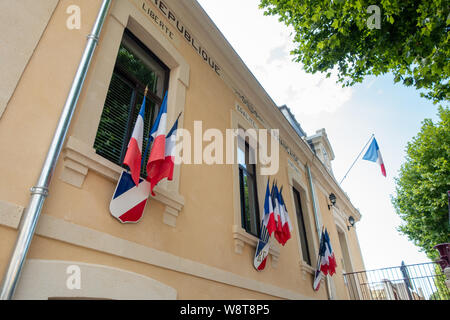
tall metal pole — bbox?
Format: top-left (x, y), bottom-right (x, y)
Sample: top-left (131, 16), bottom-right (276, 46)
top-left (339, 134), bottom-right (374, 185)
top-left (0, 0), bottom-right (112, 300)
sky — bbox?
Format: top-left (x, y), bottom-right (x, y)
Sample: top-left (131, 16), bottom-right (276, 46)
top-left (196, 0), bottom-right (444, 271)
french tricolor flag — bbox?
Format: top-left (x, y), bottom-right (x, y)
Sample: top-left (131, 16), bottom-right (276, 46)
top-left (265, 181), bottom-right (276, 237)
top-left (110, 92), bottom-right (150, 223)
top-left (278, 188), bottom-right (292, 246)
top-left (254, 180), bottom-right (274, 271)
top-left (110, 171), bottom-right (151, 223)
top-left (147, 113), bottom-right (181, 194)
top-left (363, 137), bottom-right (387, 177)
top-left (274, 184), bottom-right (286, 245)
top-left (313, 228), bottom-right (337, 291)
top-left (146, 91), bottom-right (168, 196)
top-left (123, 95), bottom-right (146, 186)
top-left (272, 184), bottom-right (283, 241)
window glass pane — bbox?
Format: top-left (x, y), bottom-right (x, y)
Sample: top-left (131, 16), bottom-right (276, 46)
top-left (238, 145), bottom-right (246, 168)
top-left (239, 167), bottom-right (260, 237)
top-left (120, 33), bottom-right (166, 99)
top-left (238, 135), bottom-right (260, 237)
top-left (242, 173), bottom-right (250, 227)
top-left (246, 146), bottom-right (255, 175)
top-left (93, 73), bottom-right (134, 165)
top-left (293, 188), bottom-right (311, 265)
top-left (246, 173), bottom-right (259, 235)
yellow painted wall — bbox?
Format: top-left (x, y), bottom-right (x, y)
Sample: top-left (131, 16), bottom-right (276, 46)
top-left (0, 0), bottom-right (365, 300)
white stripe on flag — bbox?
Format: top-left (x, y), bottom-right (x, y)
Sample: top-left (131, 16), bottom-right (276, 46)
top-left (130, 114), bottom-right (144, 153)
top-left (165, 128), bottom-right (177, 157)
top-left (376, 149), bottom-right (384, 166)
top-left (151, 113), bottom-right (167, 139)
top-left (110, 180), bottom-right (151, 219)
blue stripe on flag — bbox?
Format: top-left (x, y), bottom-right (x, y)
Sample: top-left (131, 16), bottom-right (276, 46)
top-left (362, 138), bottom-right (379, 162)
top-left (113, 171), bottom-right (143, 199)
top-left (149, 91), bottom-right (168, 137)
top-left (138, 96), bottom-right (146, 118)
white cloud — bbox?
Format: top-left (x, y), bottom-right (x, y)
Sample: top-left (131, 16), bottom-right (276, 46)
top-left (197, 0), bottom-right (353, 117)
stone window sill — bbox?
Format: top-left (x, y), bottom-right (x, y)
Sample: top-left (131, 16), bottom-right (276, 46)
top-left (60, 136), bottom-right (184, 227)
top-left (299, 260), bottom-right (324, 285)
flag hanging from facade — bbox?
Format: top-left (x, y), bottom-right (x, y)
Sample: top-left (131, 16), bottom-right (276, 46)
top-left (110, 171), bottom-right (151, 223)
top-left (271, 183), bottom-right (283, 243)
top-left (265, 182), bottom-right (276, 237)
top-left (362, 137), bottom-right (386, 177)
top-left (322, 229), bottom-right (337, 276)
top-left (274, 184), bottom-right (286, 245)
top-left (146, 91), bottom-right (168, 196)
top-left (313, 228), bottom-right (337, 291)
top-left (123, 94), bottom-right (146, 186)
top-left (254, 180), bottom-right (273, 271)
top-left (147, 112), bottom-right (180, 191)
top-left (278, 187), bottom-right (293, 246)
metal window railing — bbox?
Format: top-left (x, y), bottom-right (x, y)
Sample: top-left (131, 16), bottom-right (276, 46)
top-left (343, 262), bottom-right (450, 300)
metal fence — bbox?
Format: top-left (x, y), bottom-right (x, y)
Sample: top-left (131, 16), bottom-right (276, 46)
top-left (343, 262), bottom-right (450, 300)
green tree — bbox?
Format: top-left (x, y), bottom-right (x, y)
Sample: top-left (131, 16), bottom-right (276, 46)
top-left (431, 265), bottom-right (450, 300)
top-left (391, 107), bottom-right (449, 260)
top-left (259, 0), bottom-right (450, 103)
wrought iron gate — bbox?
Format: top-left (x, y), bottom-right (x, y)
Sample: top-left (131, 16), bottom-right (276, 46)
top-left (343, 262), bottom-right (449, 300)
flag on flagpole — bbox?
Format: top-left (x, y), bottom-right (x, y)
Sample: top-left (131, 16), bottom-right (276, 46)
top-left (123, 94), bottom-right (146, 186)
top-left (147, 112), bottom-right (181, 191)
top-left (278, 187), bottom-right (292, 246)
top-left (313, 228), bottom-right (337, 291)
top-left (146, 91), bottom-right (168, 196)
top-left (274, 184), bottom-right (286, 245)
top-left (313, 229), bottom-right (326, 291)
top-left (322, 229), bottom-right (337, 276)
top-left (254, 180), bottom-right (273, 271)
top-left (266, 182), bottom-right (276, 237)
top-left (271, 183), bottom-right (283, 242)
top-left (362, 137), bottom-right (386, 177)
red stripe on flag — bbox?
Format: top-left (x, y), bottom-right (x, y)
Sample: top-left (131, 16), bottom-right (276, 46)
top-left (380, 163), bottom-right (386, 177)
top-left (266, 214), bottom-right (276, 236)
top-left (281, 223), bottom-right (291, 246)
top-left (118, 199), bottom-right (147, 223)
top-left (257, 257), bottom-right (267, 271)
top-left (148, 135), bottom-right (166, 163)
top-left (147, 155), bottom-right (174, 196)
top-left (123, 138), bottom-right (142, 186)
top-left (146, 135), bottom-right (166, 195)
top-left (328, 254), bottom-right (337, 276)
top-left (320, 262), bottom-right (329, 275)
top-left (274, 230), bottom-right (284, 246)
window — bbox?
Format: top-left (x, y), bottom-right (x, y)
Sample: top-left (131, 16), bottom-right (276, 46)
top-left (238, 138), bottom-right (260, 237)
top-left (292, 187), bottom-right (311, 266)
top-left (94, 29), bottom-right (169, 176)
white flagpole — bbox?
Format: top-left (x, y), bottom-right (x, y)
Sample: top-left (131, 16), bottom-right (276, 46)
top-left (339, 134), bottom-right (375, 185)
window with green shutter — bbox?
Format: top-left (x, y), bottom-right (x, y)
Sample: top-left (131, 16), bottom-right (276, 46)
top-left (94, 29), bottom-right (169, 177)
top-left (238, 138), bottom-right (260, 238)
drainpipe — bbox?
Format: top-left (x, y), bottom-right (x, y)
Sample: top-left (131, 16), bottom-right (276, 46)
top-left (0, 0), bottom-right (112, 300)
top-left (306, 165), bottom-right (321, 237)
top-left (307, 164), bottom-right (333, 300)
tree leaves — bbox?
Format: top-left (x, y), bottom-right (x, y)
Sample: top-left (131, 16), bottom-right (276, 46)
top-left (391, 107), bottom-right (450, 259)
top-left (259, 0), bottom-right (450, 104)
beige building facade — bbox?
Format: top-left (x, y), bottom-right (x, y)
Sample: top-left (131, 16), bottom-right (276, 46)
top-left (0, 0), bottom-right (365, 300)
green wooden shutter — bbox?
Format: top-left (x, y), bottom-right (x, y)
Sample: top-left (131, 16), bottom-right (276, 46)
top-left (94, 72), bottom-right (134, 166)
